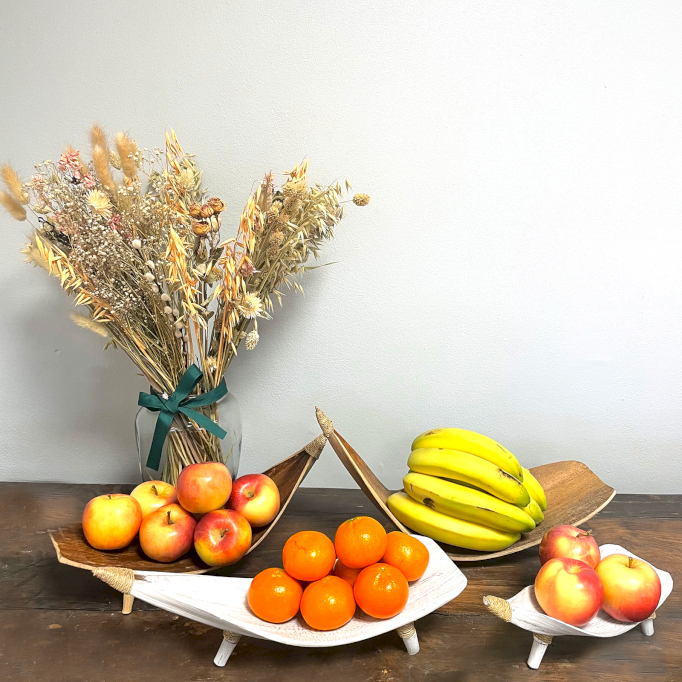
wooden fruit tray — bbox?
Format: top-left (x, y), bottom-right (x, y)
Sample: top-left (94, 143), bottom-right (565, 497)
top-left (90, 534), bottom-right (466, 667)
top-left (314, 408), bottom-right (616, 561)
top-left (50, 432), bottom-right (329, 612)
top-left (483, 544), bottom-right (673, 669)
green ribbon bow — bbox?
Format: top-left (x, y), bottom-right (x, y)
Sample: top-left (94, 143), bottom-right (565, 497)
top-left (138, 364), bottom-right (227, 471)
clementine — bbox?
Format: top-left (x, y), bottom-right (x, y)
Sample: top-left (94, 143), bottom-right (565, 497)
top-left (334, 516), bottom-right (387, 569)
top-left (333, 560), bottom-right (362, 588)
top-left (282, 530), bottom-right (336, 582)
top-left (248, 567), bottom-right (303, 623)
top-left (300, 576), bottom-right (356, 630)
top-left (381, 531), bottom-right (429, 581)
top-left (354, 563), bottom-right (409, 619)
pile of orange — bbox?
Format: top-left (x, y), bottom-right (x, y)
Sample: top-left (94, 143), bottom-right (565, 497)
top-left (247, 516), bottom-right (429, 630)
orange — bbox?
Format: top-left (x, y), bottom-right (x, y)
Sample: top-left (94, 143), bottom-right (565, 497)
top-left (282, 530), bottom-right (336, 582)
top-left (247, 567), bottom-right (303, 623)
top-left (333, 560), bottom-right (362, 588)
top-left (334, 516), bottom-right (387, 569)
top-left (300, 576), bottom-right (356, 630)
top-left (381, 531), bottom-right (429, 581)
top-left (354, 563), bottom-right (409, 619)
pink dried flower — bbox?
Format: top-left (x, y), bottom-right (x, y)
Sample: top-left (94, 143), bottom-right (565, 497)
top-left (58, 151), bottom-right (82, 172)
top-left (82, 174), bottom-right (96, 189)
top-left (30, 174), bottom-right (46, 187)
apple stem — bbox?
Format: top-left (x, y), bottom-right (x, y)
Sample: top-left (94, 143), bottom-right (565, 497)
top-left (577, 530), bottom-right (593, 538)
top-left (628, 556), bottom-right (634, 569)
top-left (166, 510), bottom-right (173, 525)
top-left (151, 485), bottom-right (158, 496)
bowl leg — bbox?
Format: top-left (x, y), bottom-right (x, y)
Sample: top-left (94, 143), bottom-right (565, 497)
top-left (396, 622), bottom-right (419, 655)
top-left (122, 594), bottom-right (134, 615)
top-left (214, 631), bottom-right (241, 667)
top-left (527, 633), bottom-right (552, 669)
top-left (641, 612), bottom-right (656, 636)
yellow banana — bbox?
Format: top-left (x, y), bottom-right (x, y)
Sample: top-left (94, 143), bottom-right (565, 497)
top-left (388, 491), bottom-right (520, 551)
top-left (403, 472), bottom-right (536, 533)
top-left (407, 448), bottom-right (530, 507)
top-left (411, 428), bottom-right (523, 481)
top-left (521, 467), bottom-right (547, 510)
top-left (521, 497), bottom-right (544, 524)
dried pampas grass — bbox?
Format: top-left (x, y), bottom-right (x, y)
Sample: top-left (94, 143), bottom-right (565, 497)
top-left (0, 190), bottom-right (26, 220)
top-left (70, 312), bottom-right (109, 337)
top-left (115, 132), bottom-right (137, 179)
top-left (1, 165), bottom-right (29, 204)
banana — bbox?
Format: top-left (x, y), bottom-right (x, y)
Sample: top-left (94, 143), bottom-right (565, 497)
top-left (407, 448), bottom-right (530, 507)
top-left (521, 497), bottom-right (544, 524)
top-left (388, 491), bottom-right (521, 551)
top-left (411, 428), bottom-right (524, 481)
top-left (521, 467), bottom-right (547, 510)
top-left (403, 472), bottom-right (536, 533)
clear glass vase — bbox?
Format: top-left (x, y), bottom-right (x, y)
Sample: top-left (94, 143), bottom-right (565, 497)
top-left (135, 390), bottom-right (242, 486)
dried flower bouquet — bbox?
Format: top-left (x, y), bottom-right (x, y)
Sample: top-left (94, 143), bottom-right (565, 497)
top-left (1, 126), bottom-right (368, 483)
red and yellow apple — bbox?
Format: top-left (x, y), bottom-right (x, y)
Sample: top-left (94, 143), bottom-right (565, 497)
top-left (82, 493), bottom-right (143, 550)
top-left (131, 480), bottom-right (178, 518)
top-left (539, 525), bottom-right (601, 568)
top-left (228, 474), bottom-right (280, 527)
top-left (177, 462), bottom-right (232, 514)
top-left (534, 557), bottom-right (604, 627)
top-left (193, 509), bottom-right (252, 567)
top-left (139, 503), bottom-right (197, 563)
top-left (596, 554), bottom-right (661, 622)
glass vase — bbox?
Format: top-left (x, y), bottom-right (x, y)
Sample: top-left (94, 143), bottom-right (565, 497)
top-left (135, 390), bottom-right (242, 486)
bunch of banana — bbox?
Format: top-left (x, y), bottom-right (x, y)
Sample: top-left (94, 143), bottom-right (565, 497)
top-left (387, 428), bottom-right (548, 552)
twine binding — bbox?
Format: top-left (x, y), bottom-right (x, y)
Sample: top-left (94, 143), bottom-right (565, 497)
top-left (396, 622), bottom-right (416, 639)
top-left (315, 407), bottom-right (334, 438)
top-left (304, 434), bottom-right (328, 460)
top-left (92, 567), bottom-right (136, 594)
top-left (533, 633), bottom-right (553, 645)
top-left (483, 595), bottom-right (512, 622)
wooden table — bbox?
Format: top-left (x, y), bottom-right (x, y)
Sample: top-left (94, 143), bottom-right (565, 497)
top-left (1, 483), bottom-right (679, 681)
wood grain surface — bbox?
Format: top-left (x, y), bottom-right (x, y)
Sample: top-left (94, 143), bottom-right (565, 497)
top-left (0, 482), bottom-right (680, 681)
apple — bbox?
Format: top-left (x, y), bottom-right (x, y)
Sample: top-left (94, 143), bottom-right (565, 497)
top-left (139, 503), bottom-right (197, 563)
top-left (228, 474), bottom-right (280, 527)
top-left (131, 480), bottom-right (178, 518)
top-left (82, 493), bottom-right (143, 550)
top-left (193, 509), bottom-right (252, 567)
top-left (534, 557), bottom-right (604, 627)
top-left (539, 525), bottom-right (601, 569)
top-left (596, 554), bottom-right (661, 622)
top-left (177, 462), bottom-right (232, 514)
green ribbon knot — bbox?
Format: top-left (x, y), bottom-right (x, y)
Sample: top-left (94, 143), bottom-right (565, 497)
top-left (138, 364), bottom-right (227, 471)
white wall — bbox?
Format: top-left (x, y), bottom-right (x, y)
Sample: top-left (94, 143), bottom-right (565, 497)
top-left (1, 1), bottom-right (680, 492)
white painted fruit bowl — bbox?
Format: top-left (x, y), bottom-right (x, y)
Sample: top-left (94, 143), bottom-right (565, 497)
top-left (483, 544), bottom-right (674, 669)
top-left (91, 535), bottom-right (466, 667)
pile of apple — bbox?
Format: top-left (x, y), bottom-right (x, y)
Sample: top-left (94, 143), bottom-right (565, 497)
top-left (81, 462), bottom-right (281, 567)
top-left (534, 525), bottom-right (662, 627)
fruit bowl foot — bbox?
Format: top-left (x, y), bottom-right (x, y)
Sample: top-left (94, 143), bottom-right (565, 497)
top-left (641, 612), bottom-right (655, 636)
top-left (397, 622), bottom-right (419, 655)
top-left (527, 633), bottom-right (552, 669)
top-left (214, 631), bottom-right (241, 666)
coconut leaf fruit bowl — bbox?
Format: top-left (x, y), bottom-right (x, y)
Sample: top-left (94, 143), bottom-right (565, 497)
top-left (314, 408), bottom-right (616, 562)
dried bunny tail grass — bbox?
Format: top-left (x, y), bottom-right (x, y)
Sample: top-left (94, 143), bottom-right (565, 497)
top-left (21, 241), bottom-right (48, 270)
top-left (92, 145), bottom-right (115, 191)
top-left (1, 165), bottom-right (29, 204)
top-left (0, 190), bottom-right (26, 220)
top-left (90, 125), bottom-right (109, 153)
top-left (115, 132), bottom-right (138, 179)
top-left (70, 312), bottom-right (109, 337)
